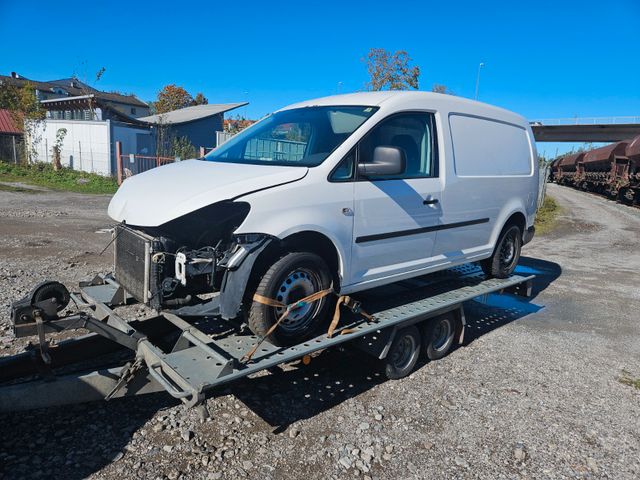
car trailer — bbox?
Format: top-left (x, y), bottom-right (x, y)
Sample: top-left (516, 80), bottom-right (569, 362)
top-left (0, 264), bottom-right (533, 413)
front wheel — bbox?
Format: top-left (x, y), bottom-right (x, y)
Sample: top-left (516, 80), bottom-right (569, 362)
top-left (247, 252), bottom-right (333, 347)
top-left (480, 224), bottom-right (522, 278)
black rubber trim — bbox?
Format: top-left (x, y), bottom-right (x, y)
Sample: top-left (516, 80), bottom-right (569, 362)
top-left (355, 218), bottom-right (490, 244)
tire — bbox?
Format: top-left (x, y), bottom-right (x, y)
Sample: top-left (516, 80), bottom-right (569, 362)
top-left (480, 224), bottom-right (522, 279)
top-left (384, 326), bottom-right (421, 380)
top-left (422, 313), bottom-right (456, 361)
top-left (247, 252), bottom-right (333, 347)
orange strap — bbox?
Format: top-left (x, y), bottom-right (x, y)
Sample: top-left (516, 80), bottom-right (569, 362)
top-left (241, 288), bottom-right (334, 363)
top-left (241, 290), bottom-right (374, 363)
top-left (326, 295), bottom-right (374, 338)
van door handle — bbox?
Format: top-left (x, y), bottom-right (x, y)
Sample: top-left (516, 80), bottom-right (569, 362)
top-left (423, 198), bottom-right (439, 205)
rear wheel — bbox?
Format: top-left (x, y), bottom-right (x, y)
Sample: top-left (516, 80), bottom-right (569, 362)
top-left (422, 313), bottom-right (456, 361)
top-left (384, 326), bottom-right (421, 380)
top-left (480, 224), bottom-right (522, 278)
top-left (247, 252), bottom-right (333, 347)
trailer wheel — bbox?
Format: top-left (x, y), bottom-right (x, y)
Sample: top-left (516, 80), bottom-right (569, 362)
top-left (480, 224), bottom-right (521, 279)
top-left (248, 252), bottom-right (333, 347)
top-left (384, 326), bottom-right (421, 380)
top-left (423, 312), bottom-right (456, 360)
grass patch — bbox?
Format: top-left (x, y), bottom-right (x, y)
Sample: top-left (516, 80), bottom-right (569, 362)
top-left (535, 195), bottom-right (560, 235)
top-left (619, 370), bottom-right (640, 390)
top-left (0, 162), bottom-right (118, 194)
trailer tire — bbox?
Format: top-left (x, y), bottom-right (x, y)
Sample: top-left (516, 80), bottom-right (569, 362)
top-left (248, 252), bottom-right (333, 347)
top-left (384, 326), bottom-right (421, 380)
top-left (423, 312), bottom-right (456, 360)
top-left (480, 224), bottom-right (521, 279)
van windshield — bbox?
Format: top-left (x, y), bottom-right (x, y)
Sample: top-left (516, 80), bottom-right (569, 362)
top-left (203, 106), bottom-right (378, 167)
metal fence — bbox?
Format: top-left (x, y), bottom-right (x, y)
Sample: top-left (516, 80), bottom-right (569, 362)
top-left (116, 142), bottom-right (177, 184)
top-left (538, 162), bottom-right (551, 210)
top-left (244, 138), bottom-right (306, 161)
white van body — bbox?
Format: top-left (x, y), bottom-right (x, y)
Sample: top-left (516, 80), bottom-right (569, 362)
top-left (109, 92), bottom-right (538, 337)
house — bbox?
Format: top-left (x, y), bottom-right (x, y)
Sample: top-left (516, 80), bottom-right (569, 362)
top-left (1, 72), bottom-right (153, 175)
top-left (0, 72), bottom-right (150, 120)
top-left (0, 109), bottom-right (22, 163)
top-left (137, 103), bottom-right (248, 151)
top-left (1, 72), bottom-right (247, 176)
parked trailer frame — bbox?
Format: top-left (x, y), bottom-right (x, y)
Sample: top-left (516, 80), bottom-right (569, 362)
top-left (0, 265), bottom-right (534, 412)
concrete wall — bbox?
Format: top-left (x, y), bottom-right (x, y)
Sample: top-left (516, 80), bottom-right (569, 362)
top-left (29, 119), bottom-right (153, 176)
top-left (31, 119), bottom-right (112, 175)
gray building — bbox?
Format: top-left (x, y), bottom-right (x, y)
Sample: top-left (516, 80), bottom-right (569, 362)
top-left (137, 103), bottom-right (247, 150)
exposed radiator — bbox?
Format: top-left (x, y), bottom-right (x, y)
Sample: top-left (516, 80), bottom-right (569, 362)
top-left (114, 225), bottom-right (157, 304)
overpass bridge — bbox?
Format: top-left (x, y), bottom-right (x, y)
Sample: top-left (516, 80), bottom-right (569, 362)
top-left (530, 116), bottom-right (640, 142)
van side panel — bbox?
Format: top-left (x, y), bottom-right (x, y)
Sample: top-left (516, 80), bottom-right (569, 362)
top-left (431, 113), bottom-right (535, 261)
top-left (449, 114), bottom-right (533, 177)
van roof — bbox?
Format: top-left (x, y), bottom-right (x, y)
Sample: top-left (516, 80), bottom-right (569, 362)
top-left (280, 91), bottom-right (526, 125)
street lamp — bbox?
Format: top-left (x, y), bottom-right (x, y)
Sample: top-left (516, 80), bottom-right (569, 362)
top-left (475, 62), bottom-right (485, 100)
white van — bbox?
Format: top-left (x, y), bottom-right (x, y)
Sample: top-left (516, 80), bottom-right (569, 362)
top-left (108, 91), bottom-right (539, 345)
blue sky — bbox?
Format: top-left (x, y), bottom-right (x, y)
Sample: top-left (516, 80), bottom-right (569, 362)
top-left (1, 0), bottom-right (638, 157)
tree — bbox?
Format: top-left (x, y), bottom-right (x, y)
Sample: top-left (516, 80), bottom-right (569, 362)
top-left (364, 48), bottom-right (420, 91)
top-left (51, 128), bottom-right (67, 171)
top-left (0, 81), bottom-right (46, 162)
top-left (154, 85), bottom-right (194, 114)
top-left (432, 84), bottom-right (454, 95)
top-left (192, 92), bottom-right (208, 106)
top-left (171, 135), bottom-right (197, 160)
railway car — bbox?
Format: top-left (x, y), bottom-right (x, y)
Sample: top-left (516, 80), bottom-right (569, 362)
top-left (548, 158), bottom-right (561, 182)
top-left (555, 152), bottom-right (584, 186)
top-left (620, 134), bottom-right (640, 204)
top-left (579, 141), bottom-right (629, 197)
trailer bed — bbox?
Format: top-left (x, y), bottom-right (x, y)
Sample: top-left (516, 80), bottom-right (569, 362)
top-left (0, 264), bottom-right (534, 412)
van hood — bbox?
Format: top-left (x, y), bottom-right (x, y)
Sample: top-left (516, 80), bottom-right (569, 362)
top-left (108, 159), bottom-right (308, 227)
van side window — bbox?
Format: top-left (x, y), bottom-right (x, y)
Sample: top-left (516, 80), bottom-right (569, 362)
top-left (359, 112), bottom-right (437, 179)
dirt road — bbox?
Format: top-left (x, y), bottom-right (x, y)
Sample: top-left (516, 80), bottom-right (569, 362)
top-left (0, 182), bottom-right (638, 479)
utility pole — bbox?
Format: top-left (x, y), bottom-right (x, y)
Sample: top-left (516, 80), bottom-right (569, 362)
top-left (475, 62), bottom-right (485, 100)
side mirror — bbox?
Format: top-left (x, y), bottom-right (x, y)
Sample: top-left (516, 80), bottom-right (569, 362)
top-left (358, 146), bottom-right (405, 177)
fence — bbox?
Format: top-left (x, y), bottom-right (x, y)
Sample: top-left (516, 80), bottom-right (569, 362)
top-left (116, 142), bottom-right (177, 184)
top-left (538, 161), bottom-right (550, 210)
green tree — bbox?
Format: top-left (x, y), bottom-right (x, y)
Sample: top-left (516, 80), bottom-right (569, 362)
top-left (171, 135), bottom-right (196, 160)
top-left (51, 128), bottom-right (68, 171)
top-left (364, 48), bottom-right (420, 91)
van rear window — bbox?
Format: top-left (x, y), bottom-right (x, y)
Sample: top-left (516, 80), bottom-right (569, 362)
top-left (449, 114), bottom-right (532, 177)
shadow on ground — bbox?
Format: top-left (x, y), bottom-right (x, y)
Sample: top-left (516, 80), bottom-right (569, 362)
top-left (0, 257), bottom-right (562, 479)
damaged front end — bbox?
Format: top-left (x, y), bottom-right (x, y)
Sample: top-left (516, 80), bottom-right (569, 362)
top-left (112, 201), bottom-right (271, 316)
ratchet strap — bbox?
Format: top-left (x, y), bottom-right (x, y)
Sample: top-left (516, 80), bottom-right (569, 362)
top-left (241, 289), bottom-right (374, 363)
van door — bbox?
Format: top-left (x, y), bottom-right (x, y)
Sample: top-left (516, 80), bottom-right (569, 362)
top-left (349, 112), bottom-right (443, 287)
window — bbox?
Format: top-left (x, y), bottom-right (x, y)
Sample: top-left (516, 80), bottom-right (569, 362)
top-left (204, 106), bottom-right (378, 167)
top-left (358, 112), bottom-right (437, 179)
top-left (131, 107), bottom-right (136, 115)
top-left (330, 148), bottom-right (356, 181)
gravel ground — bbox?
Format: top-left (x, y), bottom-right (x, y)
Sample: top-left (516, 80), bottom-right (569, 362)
top-left (0, 182), bottom-right (639, 479)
